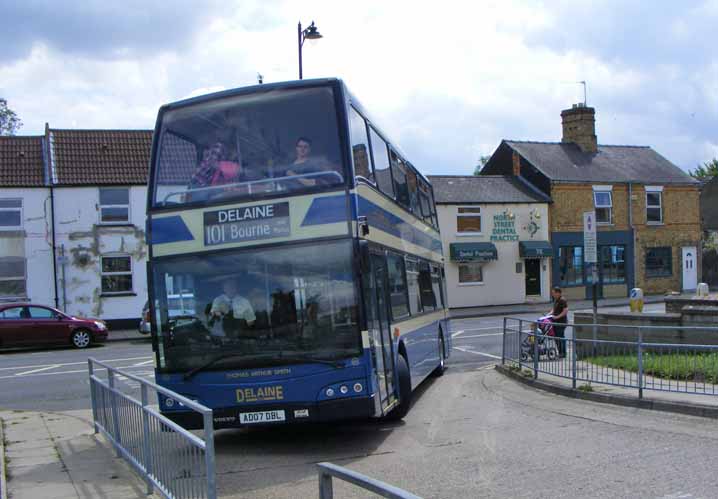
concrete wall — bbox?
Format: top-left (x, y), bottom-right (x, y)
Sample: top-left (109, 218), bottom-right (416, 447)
top-left (53, 186), bottom-right (148, 321)
top-left (0, 188), bottom-right (56, 305)
top-left (437, 202), bottom-right (550, 308)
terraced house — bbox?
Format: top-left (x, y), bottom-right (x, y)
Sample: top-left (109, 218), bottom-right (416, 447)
top-left (482, 104), bottom-right (701, 299)
top-left (0, 127), bottom-right (152, 327)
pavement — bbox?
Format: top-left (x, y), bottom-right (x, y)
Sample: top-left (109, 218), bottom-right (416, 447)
top-left (105, 328), bottom-right (149, 343)
top-left (0, 409), bottom-right (149, 499)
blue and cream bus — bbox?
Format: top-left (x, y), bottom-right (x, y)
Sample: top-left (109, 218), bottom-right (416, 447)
top-left (146, 78), bottom-right (449, 429)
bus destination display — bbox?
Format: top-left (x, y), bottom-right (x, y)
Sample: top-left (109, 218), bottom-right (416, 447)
top-left (203, 202), bottom-right (290, 246)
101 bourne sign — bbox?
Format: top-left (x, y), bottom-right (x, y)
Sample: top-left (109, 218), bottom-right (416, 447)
top-left (204, 202), bottom-right (290, 246)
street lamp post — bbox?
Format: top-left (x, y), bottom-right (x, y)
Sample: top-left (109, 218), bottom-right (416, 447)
top-left (297, 20), bottom-right (322, 80)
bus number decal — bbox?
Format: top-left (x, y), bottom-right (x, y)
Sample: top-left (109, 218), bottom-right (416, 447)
top-left (204, 202), bottom-right (290, 246)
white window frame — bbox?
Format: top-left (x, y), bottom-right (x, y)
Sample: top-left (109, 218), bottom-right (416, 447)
top-left (0, 198), bottom-right (23, 231)
top-left (98, 187), bottom-right (130, 225)
top-left (592, 186), bottom-right (613, 225)
top-left (100, 254), bottom-right (133, 295)
top-left (456, 206), bottom-right (482, 235)
top-left (0, 256), bottom-right (27, 299)
top-left (458, 262), bottom-right (484, 285)
top-left (645, 186), bottom-right (663, 225)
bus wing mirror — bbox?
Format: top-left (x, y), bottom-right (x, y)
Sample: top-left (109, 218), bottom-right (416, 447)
top-left (357, 216), bottom-right (370, 237)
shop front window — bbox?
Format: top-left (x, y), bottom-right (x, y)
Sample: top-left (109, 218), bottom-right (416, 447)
top-left (559, 246), bottom-right (583, 286)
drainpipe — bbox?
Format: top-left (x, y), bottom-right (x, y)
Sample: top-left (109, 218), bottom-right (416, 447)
top-left (43, 124), bottom-right (60, 309)
top-left (628, 182), bottom-right (636, 291)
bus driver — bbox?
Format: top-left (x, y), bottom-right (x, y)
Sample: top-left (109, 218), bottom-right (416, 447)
top-left (209, 278), bottom-right (256, 337)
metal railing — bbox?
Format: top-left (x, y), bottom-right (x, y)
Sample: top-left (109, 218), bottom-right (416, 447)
top-left (88, 358), bottom-right (216, 499)
top-left (502, 317), bottom-right (718, 398)
top-left (317, 463), bottom-right (422, 499)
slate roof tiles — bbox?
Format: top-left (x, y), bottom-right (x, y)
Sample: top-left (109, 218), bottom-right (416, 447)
top-left (428, 175), bottom-right (551, 204)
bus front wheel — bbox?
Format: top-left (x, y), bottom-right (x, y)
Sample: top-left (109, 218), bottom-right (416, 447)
top-left (433, 333), bottom-right (446, 377)
top-left (386, 354), bottom-right (412, 421)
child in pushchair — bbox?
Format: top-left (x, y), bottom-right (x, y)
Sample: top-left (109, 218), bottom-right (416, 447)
top-left (520, 314), bottom-right (559, 361)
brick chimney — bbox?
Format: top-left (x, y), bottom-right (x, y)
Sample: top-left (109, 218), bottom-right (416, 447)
top-left (561, 103), bottom-right (597, 153)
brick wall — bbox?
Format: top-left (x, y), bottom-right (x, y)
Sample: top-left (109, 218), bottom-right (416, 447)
top-left (550, 183), bottom-right (630, 232)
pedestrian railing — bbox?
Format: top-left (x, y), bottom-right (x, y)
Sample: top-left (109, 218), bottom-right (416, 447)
top-left (502, 317), bottom-right (718, 398)
top-left (317, 462), bottom-right (422, 499)
top-left (88, 358), bottom-right (216, 499)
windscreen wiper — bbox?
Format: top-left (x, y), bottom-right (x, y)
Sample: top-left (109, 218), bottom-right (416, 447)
top-left (182, 353), bottom-right (247, 381)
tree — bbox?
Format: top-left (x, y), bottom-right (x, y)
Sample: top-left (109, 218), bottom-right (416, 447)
top-left (473, 155), bottom-right (491, 175)
top-left (690, 158), bottom-right (718, 180)
top-left (0, 98), bottom-right (23, 136)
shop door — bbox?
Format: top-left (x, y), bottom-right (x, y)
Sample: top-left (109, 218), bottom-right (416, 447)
top-left (682, 247), bottom-right (698, 291)
top-left (368, 253), bottom-right (397, 413)
top-left (524, 259), bottom-right (541, 296)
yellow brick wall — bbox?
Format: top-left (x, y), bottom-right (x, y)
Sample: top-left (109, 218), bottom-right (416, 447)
top-left (550, 184), bottom-right (630, 232)
top-left (550, 183), bottom-right (701, 295)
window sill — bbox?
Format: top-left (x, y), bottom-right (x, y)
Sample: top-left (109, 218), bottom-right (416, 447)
top-left (646, 222), bottom-right (664, 226)
top-left (455, 232), bottom-right (483, 237)
top-left (100, 292), bottom-right (137, 297)
top-left (97, 223), bottom-right (135, 227)
top-left (458, 282), bottom-right (484, 286)
top-left (645, 274), bottom-right (672, 279)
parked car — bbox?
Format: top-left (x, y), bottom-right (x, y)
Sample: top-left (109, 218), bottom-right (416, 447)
top-left (138, 294), bottom-right (197, 335)
top-left (0, 303), bottom-right (108, 349)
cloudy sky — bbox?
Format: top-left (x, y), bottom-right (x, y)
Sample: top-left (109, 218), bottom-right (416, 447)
top-left (2, 0), bottom-right (716, 175)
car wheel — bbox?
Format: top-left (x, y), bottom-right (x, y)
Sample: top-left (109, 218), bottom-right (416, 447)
top-left (71, 329), bottom-right (92, 349)
top-left (385, 354), bottom-right (412, 421)
top-left (433, 333), bottom-right (446, 377)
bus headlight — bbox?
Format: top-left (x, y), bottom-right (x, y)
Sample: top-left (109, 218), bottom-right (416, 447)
top-left (353, 383), bottom-right (363, 393)
top-left (165, 398), bottom-right (175, 407)
top-left (339, 385), bottom-right (348, 395)
top-left (325, 388), bottom-right (335, 397)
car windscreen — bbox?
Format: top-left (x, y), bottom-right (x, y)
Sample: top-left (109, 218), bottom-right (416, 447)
top-left (151, 239), bottom-right (360, 372)
top-left (152, 86), bottom-right (345, 208)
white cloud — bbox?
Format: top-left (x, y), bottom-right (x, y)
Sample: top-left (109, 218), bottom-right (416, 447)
top-left (1, 0), bottom-right (716, 175)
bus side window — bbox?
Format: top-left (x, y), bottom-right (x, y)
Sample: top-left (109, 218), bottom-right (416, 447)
top-left (349, 107), bottom-right (374, 183)
top-left (405, 166), bottom-right (420, 216)
top-left (386, 253), bottom-right (410, 320)
top-left (369, 127), bottom-right (394, 198)
top-left (390, 151), bottom-right (410, 209)
top-left (418, 261), bottom-right (435, 312)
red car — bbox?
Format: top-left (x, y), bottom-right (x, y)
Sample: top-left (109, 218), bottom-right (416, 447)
top-left (0, 303), bottom-right (108, 349)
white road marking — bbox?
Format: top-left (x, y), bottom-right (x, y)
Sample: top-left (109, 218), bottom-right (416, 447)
top-left (453, 346), bottom-right (502, 360)
top-left (452, 332), bottom-right (504, 339)
top-left (0, 362), bottom-right (155, 380)
top-left (132, 359), bottom-right (155, 367)
top-left (0, 356), bottom-right (152, 372)
top-left (14, 364), bottom-right (61, 376)
top-left (451, 330), bottom-right (465, 338)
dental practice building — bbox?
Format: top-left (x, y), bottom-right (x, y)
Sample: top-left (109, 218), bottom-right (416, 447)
top-left (429, 175), bottom-right (552, 308)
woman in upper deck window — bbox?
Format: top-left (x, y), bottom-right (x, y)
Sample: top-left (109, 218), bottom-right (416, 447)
top-left (283, 137), bottom-right (341, 188)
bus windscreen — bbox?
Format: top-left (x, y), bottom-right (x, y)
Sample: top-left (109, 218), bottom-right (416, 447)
top-left (151, 239), bottom-right (361, 373)
top-left (153, 86), bottom-right (345, 207)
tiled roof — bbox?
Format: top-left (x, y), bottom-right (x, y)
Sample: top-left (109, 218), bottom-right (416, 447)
top-left (428, 175), bottom-right (551, 204)
top-left (50, 129), bottom-right (152, 185)
top-left (505, 140), bottom-right (698, 185)
top-left (0, 136), bottom-right (46, 187)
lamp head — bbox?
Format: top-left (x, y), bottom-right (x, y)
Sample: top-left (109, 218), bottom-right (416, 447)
top-left (304, 21), bottom-right (323, 40)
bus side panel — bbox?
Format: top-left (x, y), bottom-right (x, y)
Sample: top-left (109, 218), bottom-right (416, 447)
top-left (393, 310), bottom-right (445, 390)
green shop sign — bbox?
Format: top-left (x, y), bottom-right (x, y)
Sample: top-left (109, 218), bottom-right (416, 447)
top-left (490, 213), bottom-right (518, 242)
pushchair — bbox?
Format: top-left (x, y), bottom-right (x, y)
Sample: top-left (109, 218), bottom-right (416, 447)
top-left (520, 315), bottom-right (558, 361)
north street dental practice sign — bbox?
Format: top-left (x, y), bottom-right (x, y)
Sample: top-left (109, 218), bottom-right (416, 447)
top-left (204, 202), bottom-right (290, 246)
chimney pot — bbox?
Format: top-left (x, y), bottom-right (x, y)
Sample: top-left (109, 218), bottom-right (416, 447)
top-left (561, 105), bottom-right (597, 153)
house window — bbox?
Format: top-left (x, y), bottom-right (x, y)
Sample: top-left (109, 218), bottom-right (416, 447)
top-left (559, 246), bottom-right (584, 285)
top-left (0, 199), bottom-right (22, 230)
top-left (101, 255), bottom-right (133, 293)
top-left (99, 188), bottom-right (130, 224)
top-left (458, 263), bottom-right (483, 284)
top-left (457, 207), bottom-right (481, 233)
top-left (0, 256), bottom-right (26, 299)
top-left (646, 190), bottom-right (663, 224)
top-left (600, 245), bottom-right (626, 283)
top-left (645, 247), bottom-right (672, 277)
top-left (593, 191), bottom-right (612, 224)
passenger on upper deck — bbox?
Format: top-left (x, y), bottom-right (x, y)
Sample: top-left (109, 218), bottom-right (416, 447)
top-left (189, 141), bottom-right (243, 193)
top-left (284, 137), bottom-right (337, 187)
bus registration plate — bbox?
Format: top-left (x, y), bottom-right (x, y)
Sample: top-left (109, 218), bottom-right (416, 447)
top-left (239, 410), bottom-right (286, 424)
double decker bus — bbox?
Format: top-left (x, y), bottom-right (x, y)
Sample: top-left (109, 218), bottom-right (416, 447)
top-left (147, 78), bottom-right (449, 429)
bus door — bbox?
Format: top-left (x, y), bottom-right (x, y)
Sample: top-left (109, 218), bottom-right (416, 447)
top-left (368, 253), bottom-right (398, 412)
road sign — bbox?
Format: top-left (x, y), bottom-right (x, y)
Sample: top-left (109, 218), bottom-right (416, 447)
top-left (583, 211), bottom-right (597, 263)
